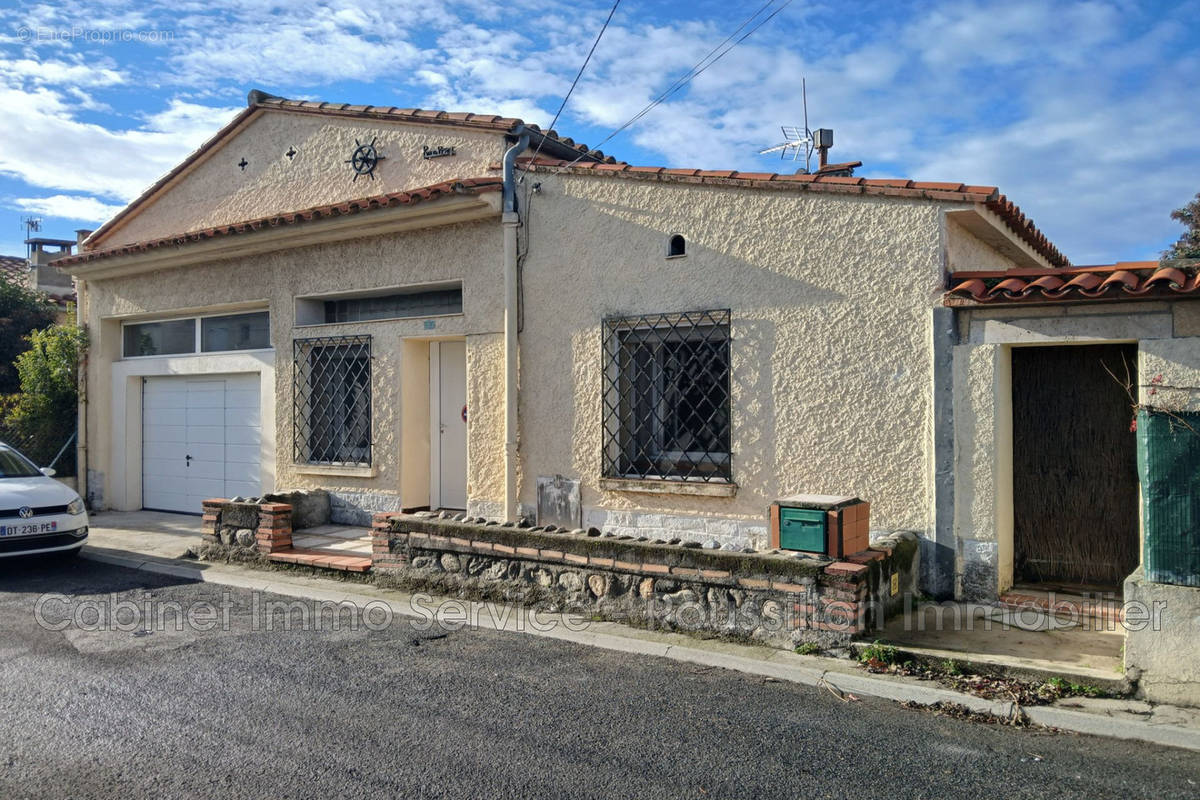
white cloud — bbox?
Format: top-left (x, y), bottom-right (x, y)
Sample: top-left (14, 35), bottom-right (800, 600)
top-left (0, 85), bottom-right (240, 201)
top-left (9, 193), bottom-right (125, 223)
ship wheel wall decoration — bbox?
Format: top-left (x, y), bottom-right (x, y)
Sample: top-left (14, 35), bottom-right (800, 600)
top-left (346, 137), bottom-right (385, 181)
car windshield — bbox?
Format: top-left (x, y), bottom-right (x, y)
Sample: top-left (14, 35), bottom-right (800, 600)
top-left (0, 446), bottom-right (43, 479)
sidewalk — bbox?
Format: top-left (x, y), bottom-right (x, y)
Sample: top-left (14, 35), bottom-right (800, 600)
top-left (80, 511), bottom-right (1200, 752)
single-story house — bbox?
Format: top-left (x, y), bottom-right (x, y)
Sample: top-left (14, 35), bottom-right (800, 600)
top-left (54, 90), bottom-right (1199, 605)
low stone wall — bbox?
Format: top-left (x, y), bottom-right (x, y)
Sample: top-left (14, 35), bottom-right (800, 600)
top-left (372, 512), bottom-right (919, 649)
top-left (202, 498), bottom-right (293, 554)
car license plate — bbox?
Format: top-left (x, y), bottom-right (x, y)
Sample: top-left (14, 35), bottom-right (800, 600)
top-left (0, 521), bottom-right (57, 537)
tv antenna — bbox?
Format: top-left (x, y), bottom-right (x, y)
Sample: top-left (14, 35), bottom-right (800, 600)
top-left (759, 77), bottom-right (814, 171)
top-left (20, 216), bottom-right (42, 260)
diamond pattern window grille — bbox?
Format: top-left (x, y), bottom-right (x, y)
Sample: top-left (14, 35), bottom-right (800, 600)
top-left (293, 335), bottom-right (372, 466)
top-left (602, 310), bottom-right (732, 482)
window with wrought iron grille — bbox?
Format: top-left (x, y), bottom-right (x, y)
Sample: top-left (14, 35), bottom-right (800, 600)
top-left (602, 310), bottom-right (732, 482)
top-left (293, 336), bottom-right (372, 465)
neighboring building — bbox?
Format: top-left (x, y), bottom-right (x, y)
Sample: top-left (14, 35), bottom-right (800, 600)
top-left (1, 236), bottom-right (81, 313)
top-left (53, 90), bottom-right (1197, 606)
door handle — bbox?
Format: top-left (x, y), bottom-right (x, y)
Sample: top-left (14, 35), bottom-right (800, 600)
top-left (185, 454), bottom-right (193, 467)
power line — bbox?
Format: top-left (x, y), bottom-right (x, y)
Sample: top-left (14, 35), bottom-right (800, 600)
top-left (566, 0), bottom-right (795, 165)
top-left (529, 0), bottom-right (621, 164)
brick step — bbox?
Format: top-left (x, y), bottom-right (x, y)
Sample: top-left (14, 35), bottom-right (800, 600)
top-left (999, 591), bottom-right (1123, 623)
top-left (267, 547), bottom-right (372, 573)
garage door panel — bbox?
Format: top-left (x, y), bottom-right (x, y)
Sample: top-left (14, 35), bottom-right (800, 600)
top-left (225, 426), bottom-right (261, 446)
top-left (184, 442), bottom-right (225, 462)
top-left (144, 391), bottom-right (187, 410)
top-left (225, 461), bottom-right (259, 483)
top-left (144, 423), bottom-right (186, 444)
top-left (186, 425), bottom-right (225, 445)
top-left (225, 389), bottom-right (259, 409)
top-left (144, 407), bottom-right (186, 427)
top-left (186, 477), bottom-right (224, 498)
top-left (146, 491), bottom-right (190, 513)
top-left (226, 444), bottom-right (260, 464)
top-left (225, 406), bottom-right (261, 427)
top-left (143, 449), bottom-right (189, 472)
top-left (142, 374), bottom-right (263, 513)
top-left (186, 407), bottom-right (225, 427)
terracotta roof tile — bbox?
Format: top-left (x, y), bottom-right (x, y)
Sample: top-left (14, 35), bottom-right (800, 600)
top-left (54, 178), bottom-right (503, 269)
top-left (0, 254), bottom-right (27, 283)
top-left (945, 260), bottom-right (1200, 305)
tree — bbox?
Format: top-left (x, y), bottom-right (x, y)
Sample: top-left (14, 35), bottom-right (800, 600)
top-left (1162, 192), bottom-right (1200, 262)
top-left (1, 324), bottom-right (87, 470)
top-left (0, 279), bottom-right (57, 393)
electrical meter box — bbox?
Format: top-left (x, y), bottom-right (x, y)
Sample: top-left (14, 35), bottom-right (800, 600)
top-left (769, 494), bottom-right (870, 558)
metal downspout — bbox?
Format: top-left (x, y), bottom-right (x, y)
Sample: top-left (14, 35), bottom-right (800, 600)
top-left (502, 126), bottom-right (529, 521)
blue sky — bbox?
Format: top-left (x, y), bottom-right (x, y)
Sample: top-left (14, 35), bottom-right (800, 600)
top-left (0, 0), bottom-right (1196, 264)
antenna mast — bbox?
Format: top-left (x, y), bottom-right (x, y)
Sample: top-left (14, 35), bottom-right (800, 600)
top-left (757, 76), bottom-right (815, 170)
top-left (20, 216), bottom-right (41, 260)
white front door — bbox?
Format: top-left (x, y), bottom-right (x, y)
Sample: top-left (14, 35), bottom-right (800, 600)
top-left (142, 375), bottom-right (261, 513)
top-left (431, 341), bottom-right (467, 510)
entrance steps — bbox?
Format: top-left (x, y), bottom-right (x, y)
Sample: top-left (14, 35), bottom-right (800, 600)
top-left (999, 588), bottom-right (1124, 626)
top-left (268, 548), bottom-right (372, 573)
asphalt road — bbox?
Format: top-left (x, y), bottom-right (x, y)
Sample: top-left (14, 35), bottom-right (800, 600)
top-left (0, 558), bottom-right (1196, 799)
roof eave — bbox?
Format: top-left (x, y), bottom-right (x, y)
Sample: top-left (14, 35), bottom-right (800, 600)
top-left (58, 188), bottom-right (501, 281)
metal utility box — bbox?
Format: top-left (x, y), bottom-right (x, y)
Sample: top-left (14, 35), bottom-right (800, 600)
top-left (770, 494), bottom-right (870, 558)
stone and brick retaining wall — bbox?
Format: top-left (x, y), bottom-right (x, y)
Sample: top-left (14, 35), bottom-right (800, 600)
top-left (202, 499), bottom-right (293, 554)
top-left (373, 512), bottom-right (919, 649)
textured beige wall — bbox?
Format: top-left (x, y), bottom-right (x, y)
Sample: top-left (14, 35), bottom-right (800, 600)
top-left (1140, 336), bottom-right (1200, 412)
top-left (946, 218), bottom-right (1021, 272)
top-left (517, 173), bottom-right (956, 533)
top-left (82, 218), bottom-right (502, 510)
top-left (950, 343), bottom-right (1011, 598)
top-left (98, 111), bottom-right (508, 247)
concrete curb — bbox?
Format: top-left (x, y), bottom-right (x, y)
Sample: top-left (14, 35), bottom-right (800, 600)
top-left (79, 546), bottom-right (1200, 752)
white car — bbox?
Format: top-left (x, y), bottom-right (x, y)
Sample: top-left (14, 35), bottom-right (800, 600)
top-left (0, 442), bottom-right (89, 558)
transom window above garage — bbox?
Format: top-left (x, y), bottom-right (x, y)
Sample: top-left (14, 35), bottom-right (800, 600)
top-left (122, 311), bottom-right (270, 358)
top-left (295, 281), bottom-right (463, 326)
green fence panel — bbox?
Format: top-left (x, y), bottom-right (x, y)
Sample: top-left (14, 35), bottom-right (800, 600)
top-left (1137, 409), bottom-right (1200, 587)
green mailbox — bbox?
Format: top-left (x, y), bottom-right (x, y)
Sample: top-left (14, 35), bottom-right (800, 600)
top-left (778, 507), bottom-right (827, 552)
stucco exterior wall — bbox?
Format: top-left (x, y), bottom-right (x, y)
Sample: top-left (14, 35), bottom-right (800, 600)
top-left (951, 343), bottom-right (1011, 599)
top-left (97, 111), bottom-right (508, 247)
top-left (81, 217), bottom-right (503, 517)
top-left (946, 218), bottom-right (1021, 272)
top-left (516, 172), bottom-right (957, 543)
top-left (1139, 335), bottom-right (1200, 411)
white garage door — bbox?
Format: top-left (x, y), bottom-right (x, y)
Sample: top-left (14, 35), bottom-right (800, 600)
top-left (142, 375), bottom-right (261, 513)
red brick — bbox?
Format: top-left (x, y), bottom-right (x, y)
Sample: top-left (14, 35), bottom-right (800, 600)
top-left (590, 556), bottom-right (614, 569)
top-left (540, 549), bottom-right (564, 561)
top-left (450, 536), bottom-right (471, 547)
top-left (259, 503), bottom-right (291, 513)
top-left (641, 563), bottom-right (670, 575)
top-left (563, 553), bottom-right (588, 565)
top-left (699, 568), bottom-right (731, 580)
top-left (492, 543), bottom-right (516, 555)
top-left (671, 566), bottom-right (699, 577)
top-left (516, 546), bottom-right (539, 558)
top-left (771, 581), bottom-right (809, 594)
top-left (472, 541), bottom-right (494, 552)
top-left (614, 560), bottom-right (640, 572)
top-left (824, 561), bottom-right (868, 577)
